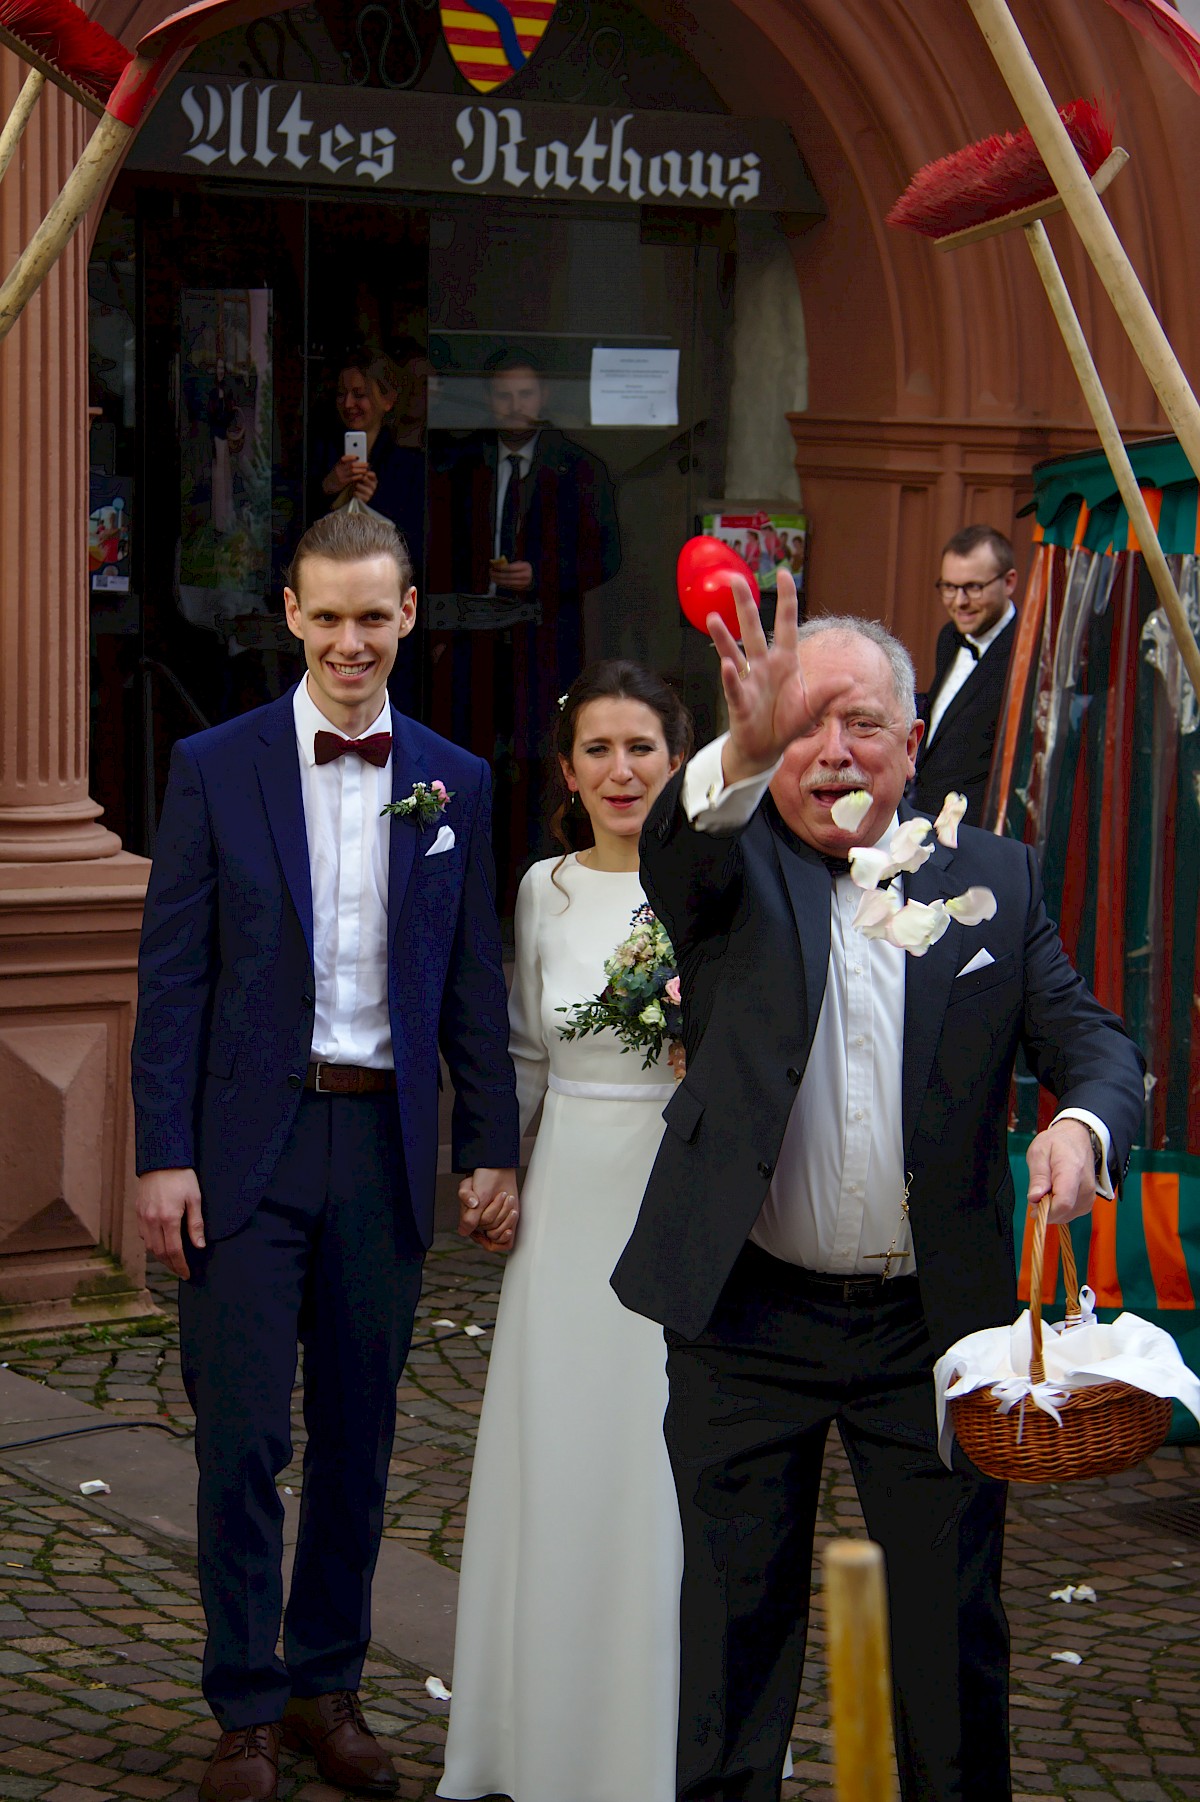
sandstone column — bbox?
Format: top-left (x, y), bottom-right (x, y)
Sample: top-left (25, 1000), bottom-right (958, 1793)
top-left (0, 51), bottom-right (154, 1333)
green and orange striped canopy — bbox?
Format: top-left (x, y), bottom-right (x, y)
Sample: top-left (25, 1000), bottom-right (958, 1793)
top-left (1025, 434), bottom-right (1200, 557)
top-left (439, 0), bottom-right (557, 93)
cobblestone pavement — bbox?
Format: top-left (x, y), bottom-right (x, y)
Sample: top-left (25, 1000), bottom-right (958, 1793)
top-left (0, 1233), bottom-right (1196, 1799)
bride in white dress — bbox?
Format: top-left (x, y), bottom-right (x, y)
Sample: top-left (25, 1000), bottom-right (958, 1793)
top-left (438, 661), bottom-right (693, 1802)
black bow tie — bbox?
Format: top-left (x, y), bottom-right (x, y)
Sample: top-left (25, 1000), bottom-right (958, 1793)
top-left (313, 729), bottom-right (392, 768)
top-left (768, 801), bottom-right (852, 879)
top-left (954, 632), bottom-right (981, 662)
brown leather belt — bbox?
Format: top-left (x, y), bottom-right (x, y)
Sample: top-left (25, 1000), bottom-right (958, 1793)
top-left (305, 1062), bottom-right (395, 1095)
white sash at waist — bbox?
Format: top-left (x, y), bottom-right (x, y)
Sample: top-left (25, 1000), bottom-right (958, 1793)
top-left (547, 1073), bottom-right (676, 1102)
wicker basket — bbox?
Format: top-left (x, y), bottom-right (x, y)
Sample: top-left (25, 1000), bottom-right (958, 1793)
top-left (949, 1196), bottom-right (1173, 1483)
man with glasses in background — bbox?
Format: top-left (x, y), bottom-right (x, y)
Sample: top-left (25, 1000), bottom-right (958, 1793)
top-left (913, 524), bottom-right (1019, 825)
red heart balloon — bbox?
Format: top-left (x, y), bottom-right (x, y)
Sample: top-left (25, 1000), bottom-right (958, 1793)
top-left (676, 536), bottom-right (761, 636)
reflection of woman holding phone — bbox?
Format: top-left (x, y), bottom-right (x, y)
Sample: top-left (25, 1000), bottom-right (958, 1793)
top-left (317, 349), bottom-right (426, 573)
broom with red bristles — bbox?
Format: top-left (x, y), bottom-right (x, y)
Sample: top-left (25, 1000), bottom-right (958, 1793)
top-left (888, 96), bottom-right (1200, 709)
top-left (0, 0), bottom-right (299, 340)
top-left (0, 0), bottom-right (131, 183)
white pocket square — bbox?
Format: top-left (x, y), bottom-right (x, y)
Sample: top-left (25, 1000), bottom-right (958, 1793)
top-left (425, 824), bottom-right (456, 857)
top-left (956, 947), bottom-right (995, 978)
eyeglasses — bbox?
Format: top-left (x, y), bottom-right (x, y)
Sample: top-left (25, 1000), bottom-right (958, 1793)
top-left (934, 573), bottom-right (1010, 600)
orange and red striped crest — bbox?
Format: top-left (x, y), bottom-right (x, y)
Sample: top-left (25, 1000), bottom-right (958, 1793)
top-left (439, 0), bottom-right (557, 93)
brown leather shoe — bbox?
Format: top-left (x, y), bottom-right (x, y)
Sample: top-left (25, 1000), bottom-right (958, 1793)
top-left (281, 1690), bottom-right (398, 1796)
top-left (199, 1722), bottom-right (280, 1801)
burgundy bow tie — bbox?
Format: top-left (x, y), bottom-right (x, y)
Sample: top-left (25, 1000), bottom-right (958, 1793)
top-left (313, 729), bottom-right (392, 768)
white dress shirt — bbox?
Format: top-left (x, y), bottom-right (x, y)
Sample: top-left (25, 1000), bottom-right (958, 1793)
top-left (925, 600), bottom-right (1015, 745)
top-left (680, 736), bottom-right (1113, 1275)
top-left (293, 677), bottom-right (393, 1069)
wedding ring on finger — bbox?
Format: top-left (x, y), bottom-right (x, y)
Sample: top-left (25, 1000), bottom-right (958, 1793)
top-left (738, 662), bottom-right (750, 680)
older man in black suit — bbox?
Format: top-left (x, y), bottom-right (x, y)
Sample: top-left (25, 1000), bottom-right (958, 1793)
top-left (613, 572), bottom-right (1144, 1802)
top-left (913, 523), bottom-right (1019, 825)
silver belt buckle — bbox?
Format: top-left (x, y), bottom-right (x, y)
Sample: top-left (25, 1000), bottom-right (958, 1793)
top-left (312, 1061), bottom-right (333, 1094)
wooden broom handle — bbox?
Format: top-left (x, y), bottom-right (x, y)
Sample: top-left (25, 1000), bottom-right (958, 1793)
top-left (1027, 1194), bottom-right (1081, 1385)
top-left (965, 0), bottom-right (1200, 487)
top-left (0, 106), bottom-right (132, 342)
top-left (1024, 219), bottom-right (1200, 703)
top-left (824, 1540), bottom-right (897, 1802)
top-left (0, 70), bottom-right (45, 187)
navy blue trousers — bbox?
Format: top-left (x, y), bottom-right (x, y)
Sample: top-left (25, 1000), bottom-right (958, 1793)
top-left (665, 1244), bottom-right (1011, 1802)
top-left (178, 1091), bottom-right (424, 1728)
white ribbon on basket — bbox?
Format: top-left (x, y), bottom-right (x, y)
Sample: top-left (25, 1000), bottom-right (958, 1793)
top-left (987, 1378), bottom-right (1073, 1437)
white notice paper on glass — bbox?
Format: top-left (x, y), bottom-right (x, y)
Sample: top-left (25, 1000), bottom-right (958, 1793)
top-left (589, 347), bottom-right (680, 427)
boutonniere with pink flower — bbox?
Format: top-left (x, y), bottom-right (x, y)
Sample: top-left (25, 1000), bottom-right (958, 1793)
top-left (829, 788), bottom-right (997, 958)
top-left (381, 779), bottom-right (453, 829)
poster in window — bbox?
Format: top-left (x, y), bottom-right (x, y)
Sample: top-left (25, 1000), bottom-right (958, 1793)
top-left (89, 475), bottom-right (132, 594)
top-left (178, 288), bottom-right (273, 633)
top-left (700, 508), bottom-right (808, 595)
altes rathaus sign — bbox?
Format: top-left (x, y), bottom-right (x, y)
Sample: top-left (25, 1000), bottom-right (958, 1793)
top-left (128, 78), bottom-right (822, 217)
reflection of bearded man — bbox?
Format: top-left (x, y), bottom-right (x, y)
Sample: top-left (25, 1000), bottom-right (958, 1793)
top-left (427, 350), bottom-right (621, 909)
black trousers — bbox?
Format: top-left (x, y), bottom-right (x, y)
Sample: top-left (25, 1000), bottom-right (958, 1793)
top-left (178, 1091), bottom-right (424, 1728)
top-left (664, 1244), bottom-right (1011, 1802)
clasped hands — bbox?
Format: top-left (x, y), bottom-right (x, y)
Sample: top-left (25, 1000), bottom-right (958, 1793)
top-left (135, 1163), bottom-right (520, 1278)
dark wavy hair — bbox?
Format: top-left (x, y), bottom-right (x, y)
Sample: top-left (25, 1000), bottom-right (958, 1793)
top-left (550, 661), bottom-right (693, 889)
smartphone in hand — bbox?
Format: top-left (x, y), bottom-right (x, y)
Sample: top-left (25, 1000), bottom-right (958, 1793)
top-left (344, 430), bottom-right (368, 462)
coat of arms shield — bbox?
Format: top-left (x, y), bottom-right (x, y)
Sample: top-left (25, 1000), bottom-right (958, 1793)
top-left (439, 0), bottom-right (557, 93)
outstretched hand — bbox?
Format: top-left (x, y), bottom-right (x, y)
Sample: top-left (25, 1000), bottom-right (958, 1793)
top-left (710, 569), bottom-right (850, 787)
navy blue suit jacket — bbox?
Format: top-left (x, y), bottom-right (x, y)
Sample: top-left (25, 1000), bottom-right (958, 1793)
top-left (613, 776), bottom-right (1146, 1352)
top-left (131, 688), bottom-right (519, 1245)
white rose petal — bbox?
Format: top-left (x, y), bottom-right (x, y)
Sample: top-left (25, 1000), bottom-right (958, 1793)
top-left (425, 1675), bottom-right (452, 1700)
top-left (848, 846), bottom-right (897, 891)
top-left (853, 888), bottom-right (902, 935)
top-left (945, 886), bottom-right (998, 926)
top-left (1049, 1586), bottom-right (1076, 1603)
top-left (1049, 1650), bottom-right (1083, 1665)
top-left (934, 792), bottom-right (968, 848)
top-left (885, 898), bottom-right (951, 956)
top-left (463, 1324), bottom-right (486, 1338)
top-left (830, 789), bottom-right (873, 832)
top-left (886, 817), bottom-right (934, 874)
top-left (1073, 1584), bottom-right (1097, 1603)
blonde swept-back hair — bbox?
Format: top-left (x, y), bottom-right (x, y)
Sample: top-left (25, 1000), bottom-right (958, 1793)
top-left (287, 509), bottom-right (413, 597)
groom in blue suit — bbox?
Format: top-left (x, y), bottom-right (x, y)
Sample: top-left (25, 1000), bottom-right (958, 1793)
top-left (132, 510), bottom-right (519, 1802)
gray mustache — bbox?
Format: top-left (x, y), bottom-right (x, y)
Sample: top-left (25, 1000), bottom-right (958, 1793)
top-left (799, 769), bottom-right (873, 794)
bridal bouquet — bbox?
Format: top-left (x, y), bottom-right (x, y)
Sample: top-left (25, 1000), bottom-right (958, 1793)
top-left (558, 903), bottom-right (683, 1071)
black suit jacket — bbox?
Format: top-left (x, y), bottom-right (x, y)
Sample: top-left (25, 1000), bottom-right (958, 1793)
top-left (612, 773), bottom-right (1145, 1352)
top-left (913, 616), bottom-right (1016, 825)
